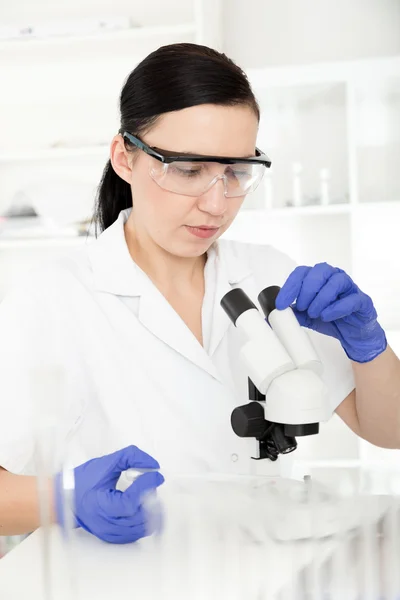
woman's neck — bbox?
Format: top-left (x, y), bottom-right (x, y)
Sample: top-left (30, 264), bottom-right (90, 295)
top-left (124, 220), bottom-right (206, 293)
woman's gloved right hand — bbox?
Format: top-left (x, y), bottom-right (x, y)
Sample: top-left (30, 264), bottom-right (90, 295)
top-left (54, 445), bottom-right (164, 544)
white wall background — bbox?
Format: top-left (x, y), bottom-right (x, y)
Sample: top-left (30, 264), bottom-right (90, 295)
top-left (224, 0), bottom-right (400, 67)
top-left (1, 0), bottom-right (194, 26)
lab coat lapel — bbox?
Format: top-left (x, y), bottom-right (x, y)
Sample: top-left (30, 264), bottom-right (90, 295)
top-left (89, 213), bottom-right (221, 381)
top-left (137, 280), bottom-right (222, 382)
top-left (88, 211), bottom-right (254, 383)
top-left (208, 274), bottom-right (233, 357)
top-left (136, 240), bottom-right (253, 381)
top-left (208, 241), bottom-right (253, 357)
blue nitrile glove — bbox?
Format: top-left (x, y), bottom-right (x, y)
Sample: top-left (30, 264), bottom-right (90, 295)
top-left (276, 263), bottom-right (387, 364)
top-left (54, 445), bottom-right (164, 544)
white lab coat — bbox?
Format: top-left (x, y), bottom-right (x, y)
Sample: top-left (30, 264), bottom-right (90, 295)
top-left (0, 209), bottom-right (355, 478)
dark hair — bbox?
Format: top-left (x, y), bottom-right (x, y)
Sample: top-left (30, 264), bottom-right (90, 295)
top-left (93, 42), bottom-right (260, 233)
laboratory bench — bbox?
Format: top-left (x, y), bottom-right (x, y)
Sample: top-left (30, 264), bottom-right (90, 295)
top-left (0, 486), bottom-right (399, 600)
top-left (0, 523), bottom-right (351, 600)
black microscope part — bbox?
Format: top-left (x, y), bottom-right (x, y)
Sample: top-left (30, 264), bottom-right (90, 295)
top-left (248, 378), bottom-right (266, 402)
top-left (258, 285), bottom-right (281, 321)
top-left (284, 423), bottom-right (320, 437)
top-left (220, 288), bottom-right (257, 326)
top-left (257, 436), bottom-right (280, 461)
top-left (231, 402), bottom-right (266, 439)
top-left (230, 400), bottom-right (299, 461)
top-left (268, 423), bottom-right (297, 454)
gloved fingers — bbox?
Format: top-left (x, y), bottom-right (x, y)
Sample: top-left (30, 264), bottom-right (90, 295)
top-left (319, 293), bottom-right (363, 322)
top-left (96, 522), bottom-right (148, 545)
top-left (107, 445), bottom-right (160, 476)
top-left (90, 524), bottom-right (149, 544)
top-left (75, 510), bottom-right (139, 535)
top-left (95, 473), bottom-right (163, 520)
top-left (123, 472), bottom-right (165, 513)
top-left (79, 501), bottom-right (148, 535)
top-left (307, 272), bottom-right (356, 318)
top-left (355, 290), bottom-right (378, 321)
top-left (292, 306), bottom-right (340, 338)
top-left (275, 266), bottom-right (311, 310)
top-left (108, 504), bottom-right (160, 535)
top-left (95, 490), bottom-right (147, 524)
top-left (93, 473), bottom-right (163, 520)
top-left (295, 263), bottom-right (342, 312)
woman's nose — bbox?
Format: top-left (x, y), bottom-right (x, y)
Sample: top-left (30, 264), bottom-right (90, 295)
top-left (196, 177), bottom-right (228, 216)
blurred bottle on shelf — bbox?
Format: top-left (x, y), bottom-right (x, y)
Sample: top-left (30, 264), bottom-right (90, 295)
top-left (319, 167), bottom-right (331, 206)
top-left (264, 168), bottom-right (274, 210)
top-left (292, 162), bottom-right (303, 207)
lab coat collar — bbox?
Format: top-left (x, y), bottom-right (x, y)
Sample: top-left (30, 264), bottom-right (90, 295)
top-left (88, 208), bottom-right (252, 296)
top-left (88, 209), bottom-right (146, 297)
top-left (88, 208), bottom-right (253, 381)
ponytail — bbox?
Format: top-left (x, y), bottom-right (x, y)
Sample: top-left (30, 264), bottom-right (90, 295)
top-left (94, 159), bottom-right (132, 235)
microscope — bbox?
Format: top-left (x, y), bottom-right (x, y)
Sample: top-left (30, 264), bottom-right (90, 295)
top-left (220, 287), bottom-right (393, 542)
top-left (221, 285), bottom-right (328, 462)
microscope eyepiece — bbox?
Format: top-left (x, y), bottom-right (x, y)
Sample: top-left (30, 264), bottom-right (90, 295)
top-left (220, 288), bottom-right (257, 326)
top-left (258, 285), bottom-right (281, 321)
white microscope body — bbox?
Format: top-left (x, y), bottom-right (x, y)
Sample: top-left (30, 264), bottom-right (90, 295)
top-left (221, 286), bottom-right (329, 461)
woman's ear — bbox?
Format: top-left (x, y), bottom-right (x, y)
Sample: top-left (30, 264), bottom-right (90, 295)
top-left (110, 134), bottom-right (133, 185)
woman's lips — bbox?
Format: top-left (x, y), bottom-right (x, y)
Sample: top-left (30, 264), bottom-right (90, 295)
top-left (185, 225), bottom-right (220, 239)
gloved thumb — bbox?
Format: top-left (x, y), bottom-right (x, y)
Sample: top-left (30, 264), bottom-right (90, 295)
top-left (107, 445), bottom-right (160, 476)
top-left (123, 471), bottom-right (165, 510)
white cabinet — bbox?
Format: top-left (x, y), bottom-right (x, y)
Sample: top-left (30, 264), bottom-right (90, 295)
top-left (252, 82), bottom-right (349, 210)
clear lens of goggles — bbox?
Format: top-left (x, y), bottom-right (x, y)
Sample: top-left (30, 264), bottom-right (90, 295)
top-left (149, 160), bottom-right (265, 198)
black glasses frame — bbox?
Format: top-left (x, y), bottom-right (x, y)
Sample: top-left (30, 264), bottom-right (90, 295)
top-left (121, 131), bottom-right (272, 168)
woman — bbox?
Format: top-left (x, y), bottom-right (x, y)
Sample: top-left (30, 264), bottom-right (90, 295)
top-left (0, 43), bottom-right (399, 545)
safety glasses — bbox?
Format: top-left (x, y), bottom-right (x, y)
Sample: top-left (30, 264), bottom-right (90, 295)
top-left (122, 131), bottom-right (271, 198)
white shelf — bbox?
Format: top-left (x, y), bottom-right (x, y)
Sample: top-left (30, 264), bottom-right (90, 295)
top-left (0, 22), bottom-right (197, 67)
top-left (352, 200), bottom-right (400, 212)
top-left (240, 201), bottom-right (400, 218)
top-left (240, 204), bottom-right (352, 218)
top-left (0, 145), bottom-right (110, 163)
top-left (0, 22), bottom-right (196, 50)
top-left (0, 236), bottom-right (93, 249)
top-left (268, 204), bottom-right (351, 217)
top-left (247, 55), bottom-right (400, 88)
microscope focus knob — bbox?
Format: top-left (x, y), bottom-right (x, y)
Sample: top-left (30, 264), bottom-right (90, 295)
top-left (231, 402), bottom-right (266, 438)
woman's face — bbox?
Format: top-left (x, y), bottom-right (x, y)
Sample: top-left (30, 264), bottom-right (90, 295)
top-left (114, 103), bottom-right (259, 258)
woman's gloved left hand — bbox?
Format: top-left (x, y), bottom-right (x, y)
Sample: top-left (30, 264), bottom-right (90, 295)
top-left (54, 445), bottom-right (164, 544)
top-left (276, 262), bottom-right (387, 364)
